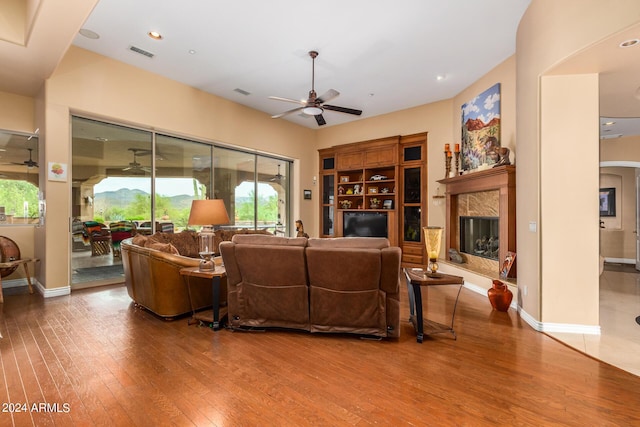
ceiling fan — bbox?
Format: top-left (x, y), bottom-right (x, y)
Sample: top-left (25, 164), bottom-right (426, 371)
top-left (270, 164), bottom-right (285, 182)
top-left (269, 50), bottom-right (363, 126)
top-left (122, 148), bottom-right (152, 173)
top-left (10, 148), bottom-right (38, 168)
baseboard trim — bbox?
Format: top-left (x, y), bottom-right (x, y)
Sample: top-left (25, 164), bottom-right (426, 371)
top-left (440, 266), bottom-right (600, 335)
top-left (40, 283), bottom-right (71, 298)
top-left (604, 257), bottom-right (635, 265)
top-left (1, 278), bottom-right (69, 298)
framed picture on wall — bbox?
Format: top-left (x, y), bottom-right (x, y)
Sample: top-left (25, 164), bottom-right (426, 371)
top-left (599, 187), bottom-right (616, 217)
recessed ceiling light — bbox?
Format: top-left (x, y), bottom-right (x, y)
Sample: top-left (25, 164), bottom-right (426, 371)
top-left (619, 38), bottom-right (639, 48)
top-left (79, 28), bottom-right (100, 39)
top-left (188, 49), bottom-right (196, 55)
top-left (436, 74), bottom-right (447, 81)
top-left (604, 121), bottom-right (616, 126)
top-left (148, 31), bottom-right (163, 40)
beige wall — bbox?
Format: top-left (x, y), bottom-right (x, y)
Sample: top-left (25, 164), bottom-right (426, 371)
top-left (0, 90), bottom-right (35, 132)
top-left (37, 46), bottom-right (317, 290)
top-left (517, 0), bottom-right (640, 325)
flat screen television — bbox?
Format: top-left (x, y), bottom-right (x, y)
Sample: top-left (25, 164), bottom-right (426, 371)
top-left (343, 212), bottom-right (388, 238)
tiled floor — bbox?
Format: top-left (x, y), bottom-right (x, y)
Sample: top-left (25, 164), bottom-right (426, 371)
top-left (547, 263), bottom-right (640, 377)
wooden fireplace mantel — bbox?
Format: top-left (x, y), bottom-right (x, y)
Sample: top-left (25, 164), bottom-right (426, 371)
top-left (437, 165), bottom-right (516, 276)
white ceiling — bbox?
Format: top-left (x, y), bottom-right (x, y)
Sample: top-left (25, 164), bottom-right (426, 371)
top-left (70, 0), bottom-right (532, 129)
top-left (1, 0), bottom-right (639, 137)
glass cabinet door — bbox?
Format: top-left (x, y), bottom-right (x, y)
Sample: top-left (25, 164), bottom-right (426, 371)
top-left (322, 174), bottom-right (334, 236)
top-left (403, 206), bottom-right (421, 242)
top-left (404, 167), bottom-right (421, 203)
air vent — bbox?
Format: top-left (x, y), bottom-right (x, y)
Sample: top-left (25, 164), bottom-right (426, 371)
top-left (129, 45), bottom-right (154, 58)
top-left (233, 88), bottom-right (251, 96)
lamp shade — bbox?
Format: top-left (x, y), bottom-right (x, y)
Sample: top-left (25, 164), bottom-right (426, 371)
top-left (187, 199), bottom-right (230, 226)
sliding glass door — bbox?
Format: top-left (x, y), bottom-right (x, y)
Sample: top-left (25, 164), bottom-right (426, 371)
top-left (71, 116), bottom-right (291, 286)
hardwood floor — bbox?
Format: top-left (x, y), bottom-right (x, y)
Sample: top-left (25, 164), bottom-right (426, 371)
top-left (1, 282), bottom-right (639, 426)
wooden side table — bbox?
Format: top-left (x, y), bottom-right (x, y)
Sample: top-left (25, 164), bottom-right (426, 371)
top-left (180, 266), bottom-right (227, 330)
top-left (404, 268), bottom-right (464, 343)
top-left (0, 258), bottom-right (38, 303)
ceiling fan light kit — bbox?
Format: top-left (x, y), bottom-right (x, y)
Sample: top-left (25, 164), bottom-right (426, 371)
top-left (269, 50), bottom-right (362, 126)
top-left (302, 106), bottom-right (323, 116)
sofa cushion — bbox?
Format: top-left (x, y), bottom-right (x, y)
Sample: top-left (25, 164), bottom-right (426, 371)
top-left (146, 241), bottom-right (180, 255)
top-left (307, 237), bottom-right (389, 249)
top-left (231, 234), bottom-right (307, 246)
top-left (150, 230), bottom-right (199, 257)
top-left (132, 233), bottom-right (148, 246)
top-left (214, 228), bottom-right (273, 253)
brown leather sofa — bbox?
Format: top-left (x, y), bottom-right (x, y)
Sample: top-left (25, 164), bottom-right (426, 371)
top-left (120, 229), bottom-right (271, 319)
top-left (121, 232), bottom-right (217, 318)
top-left (220, 234), bottom-right (401, 338)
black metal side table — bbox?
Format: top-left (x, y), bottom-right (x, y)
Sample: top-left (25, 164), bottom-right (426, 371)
top-left (404, 268), bottom-right (464, 343)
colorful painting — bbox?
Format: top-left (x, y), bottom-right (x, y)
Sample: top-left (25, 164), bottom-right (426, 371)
top-left (461, 83), bottom-right (501, 171)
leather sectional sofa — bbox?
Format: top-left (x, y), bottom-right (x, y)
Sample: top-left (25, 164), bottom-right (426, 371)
top-left (220, 234), bottom-right (401, 338)
top-left (121, 232), bottom-right (216, 318)
top-left (121, 228), bottom-right (273, 318)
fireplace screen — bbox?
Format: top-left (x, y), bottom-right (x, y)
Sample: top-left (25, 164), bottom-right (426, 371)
top-left (459, 216), bottom-right (499, 260)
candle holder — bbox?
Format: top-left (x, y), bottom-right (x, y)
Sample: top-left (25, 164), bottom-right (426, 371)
top-left (454, 151), bottom-right (460, 175)
top-left (198, 232), bottom-right (216, 271)
top-left (423, 226), bottom-right (443, 277)
top-left (444, 151), bottom-right (451, 179)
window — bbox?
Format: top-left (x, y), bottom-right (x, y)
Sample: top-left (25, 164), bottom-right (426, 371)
top-left (0, 130), bottom-right (40, 225)
top-left (71, 116), bottom-right (292, 234)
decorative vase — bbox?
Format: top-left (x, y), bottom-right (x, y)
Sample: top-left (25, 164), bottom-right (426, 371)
top-left (487, 279), bottom-right (512, 312)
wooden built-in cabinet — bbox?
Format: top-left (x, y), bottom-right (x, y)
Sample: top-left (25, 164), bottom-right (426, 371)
top-left (318, 133), bottom-right (427, 265)
top-left (399, 133), bottom-right (427, 266)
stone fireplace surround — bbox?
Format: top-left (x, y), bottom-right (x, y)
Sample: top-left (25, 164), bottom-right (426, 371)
top-left (438, 165), bottom-right (516, 276)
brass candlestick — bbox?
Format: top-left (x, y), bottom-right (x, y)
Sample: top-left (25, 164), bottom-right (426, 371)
top-left (445, 150), bottom-right (452, 179)
top-left (454, 151), bottom-right (460, 175)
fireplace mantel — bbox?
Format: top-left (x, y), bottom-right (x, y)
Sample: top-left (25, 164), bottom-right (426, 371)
top-left (437, 165), bottom-right (516, 276)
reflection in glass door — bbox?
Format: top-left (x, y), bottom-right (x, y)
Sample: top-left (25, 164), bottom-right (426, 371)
top-left (71, 117), bottom-right (152, 286)
top-left (71, 117), bottom-right (292, 286)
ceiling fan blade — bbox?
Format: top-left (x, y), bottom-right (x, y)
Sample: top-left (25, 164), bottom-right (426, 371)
top-left (315, 114), bottom-right (327, 126)
top-left (268, 96), bottom-right (305, 105)
top-left (323, 105), bottom-right (363, 116)
top-left (316, 89), bottom-right (340, 104)
top-left (272, 106), bottom-right (305, 119)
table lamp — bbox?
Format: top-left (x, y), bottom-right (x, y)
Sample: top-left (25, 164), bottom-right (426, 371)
top-left (423, 226), bottom-right (443, 277)
top-left (187, 199), bottom-right (230, 271)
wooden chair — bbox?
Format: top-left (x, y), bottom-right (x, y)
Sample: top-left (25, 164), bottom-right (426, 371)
top-left (109, 220), bottom-right (136, 257)
top-left (84, 222), bottom-right (112, 256)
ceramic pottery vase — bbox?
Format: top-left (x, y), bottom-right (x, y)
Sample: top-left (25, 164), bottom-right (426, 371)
top-left (488, 279), bottom-right (512, 312)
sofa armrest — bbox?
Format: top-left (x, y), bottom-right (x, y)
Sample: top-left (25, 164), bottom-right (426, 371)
top-left (380, 246), bottom-right (401, 294)
top-left (219, 241), bottom-right (240, 288)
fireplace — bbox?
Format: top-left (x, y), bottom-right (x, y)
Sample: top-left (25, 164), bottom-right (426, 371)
top-left (438, 165), bottom-right (516, 276)
top-left (460, 216), bottom-right (499, 261)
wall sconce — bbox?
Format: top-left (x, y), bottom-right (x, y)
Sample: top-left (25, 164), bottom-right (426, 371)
top-left (84, 196), bottom-right (93, 206)
top-left (432, 186), bottom-right (445, 206)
